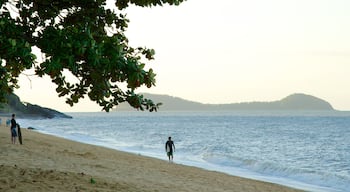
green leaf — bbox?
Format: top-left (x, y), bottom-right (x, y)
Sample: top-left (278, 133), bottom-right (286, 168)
top-left (10, 39), bottom-right (16, 47)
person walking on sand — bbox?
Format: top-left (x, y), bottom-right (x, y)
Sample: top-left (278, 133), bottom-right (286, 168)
top-left (165, 137), bottom-right (175, 162)
top-left (10, 114), bottom-right (17, 144)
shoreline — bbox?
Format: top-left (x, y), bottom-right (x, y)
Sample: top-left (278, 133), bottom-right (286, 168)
top-left (0, 124), bottom-right (305, 192)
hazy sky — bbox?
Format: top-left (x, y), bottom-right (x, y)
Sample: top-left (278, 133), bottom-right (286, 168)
top-left (15, 0), bottom-right (350, 112)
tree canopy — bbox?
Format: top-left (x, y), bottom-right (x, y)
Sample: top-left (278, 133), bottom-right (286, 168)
top-left (0, 0), bottom-right (185, 111)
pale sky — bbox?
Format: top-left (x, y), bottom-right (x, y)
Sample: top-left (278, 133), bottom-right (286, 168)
top-left (15, 0), bottom-right (350, 112)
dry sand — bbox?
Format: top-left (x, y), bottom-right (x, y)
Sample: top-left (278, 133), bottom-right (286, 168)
top-left (0, 123), bottom-right (305, 192)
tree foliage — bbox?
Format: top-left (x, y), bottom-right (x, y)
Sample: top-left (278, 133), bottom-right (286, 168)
top-left (0, 0), bottom-right (185, 111)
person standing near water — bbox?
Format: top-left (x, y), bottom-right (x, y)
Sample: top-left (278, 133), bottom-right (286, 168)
top-left (165, 137), bottom-right (175, 162)
top-left (10, 114), bottom-right (17, 144)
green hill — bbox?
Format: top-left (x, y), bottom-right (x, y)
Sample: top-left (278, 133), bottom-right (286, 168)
top-left (0, 94), bottom-right (72, 119)
top-left (113, 93), bottom-right (334, 111)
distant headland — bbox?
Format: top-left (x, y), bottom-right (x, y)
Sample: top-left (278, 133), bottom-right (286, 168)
top-left (114, 93), bottom-right (334, 111)
top-left (0, 94), bottom-right (72, 119)
top-left (0, 93), bottom-right (335, 116)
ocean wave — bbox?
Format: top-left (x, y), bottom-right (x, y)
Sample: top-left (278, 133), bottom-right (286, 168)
top-left (201, 152), bottom-right (349, 192)
top-left (18, 111), bottom-right (350, 192)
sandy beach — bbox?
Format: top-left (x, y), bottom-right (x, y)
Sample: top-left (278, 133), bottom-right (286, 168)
top-left (0, 123), bottom-right (305, 192)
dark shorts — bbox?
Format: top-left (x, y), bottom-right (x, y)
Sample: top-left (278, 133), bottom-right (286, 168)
top-left (11, 128), bottom-right (17, 137)
top-left (167, 152), bottom-right (173, 156)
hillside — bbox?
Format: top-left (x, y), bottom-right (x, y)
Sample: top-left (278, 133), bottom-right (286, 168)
top-left (0, 94), bottom-right (72, 119)
top-left (113, 93), bottom-right (334, 111)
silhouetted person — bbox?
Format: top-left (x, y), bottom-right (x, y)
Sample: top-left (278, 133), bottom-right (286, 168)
top-left (165, 137), bottom-right (175, 162)
top-left (10, 114), bottom-right (17, 144)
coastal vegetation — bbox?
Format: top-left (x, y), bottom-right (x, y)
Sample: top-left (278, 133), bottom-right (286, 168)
top-left (0, 93), bottom-right (71, 118)
top-left (0, 0), bottom-right (184, 112)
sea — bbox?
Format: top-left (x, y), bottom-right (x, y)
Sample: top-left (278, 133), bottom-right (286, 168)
top-left (17, 111), bottom-right (350, 192)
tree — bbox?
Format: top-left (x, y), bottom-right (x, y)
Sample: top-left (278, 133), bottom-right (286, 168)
top-left (0, 0), bottom-right (185, 111)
